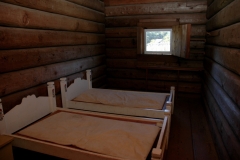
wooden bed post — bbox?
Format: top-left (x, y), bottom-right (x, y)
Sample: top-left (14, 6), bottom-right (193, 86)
top-left (0, 99), bottom-right (6, 134)
top-left (47, 82), bottom-right (57, 112)
top-left (86, 70), bottom-right (92, 89)
top-left (170, 86), bottom-right (175, 114)
top-left (60, 78), bottom-right (68, 108)
top-left (164, 105), bottom-right (171, 149)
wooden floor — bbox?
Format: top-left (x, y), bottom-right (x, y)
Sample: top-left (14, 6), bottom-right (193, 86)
top-left (165, 94), bottom-right (219, 160)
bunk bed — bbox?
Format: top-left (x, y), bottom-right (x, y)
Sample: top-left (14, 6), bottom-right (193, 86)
top-left (0, 82), bottom-right (169, 160)
top-left (60, 70), bottom-right (175, 119)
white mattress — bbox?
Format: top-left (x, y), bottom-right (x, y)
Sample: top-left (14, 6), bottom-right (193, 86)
top-left (18, 112), bottom-right (160, 160)
top-left (73, 89), bottom-right (168, 110)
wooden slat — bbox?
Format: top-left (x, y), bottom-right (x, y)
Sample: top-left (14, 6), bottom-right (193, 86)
top-left (106, 48), bottom-right (137, 59)
top-left (0, 55), bottom-right (105, 97)
top-left (0, 27), bottom-right (105, 50)
top-left (203, 84), bottom-right (240, 160)
top-left (204, 57), bottom-right (240, 107)
top-left (0, 2), bottom-right (104, 33)
top-left (206, 0), bottom-right (240, 31)
top-left (107, 69), bottom-right (202, 82)
top-left (204, 71), bottom-right (240, 140)
top-left (205, 45), bottom-right (240, 76)
top-left (104, 0), bottom-right (207, 6)
top-left (206, 0), bottom-right (234, 19)
top-left (203, 97), bottom-right (230, 160)
top-left (106, 38), bottom-right (137, 48)
top-left (105, 27), bottom-right (137, 38)
top-left (206, 23), bottom-right (240, 47)
top-left (107, 78), bottom-right (201, 93)
top-left (66, 0), bottom-right (104, 12)
top-left (105, 1), bottom-right (207, 17)
top-left (106, 13), bottom-right (207, 27)
top-left (0, 45), bottom-right (105, 73)
top-left (1, 0), bottom-right (105, 22)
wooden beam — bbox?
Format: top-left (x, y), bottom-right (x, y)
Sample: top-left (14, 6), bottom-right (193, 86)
top-left (206, 23), bottom-right (240, 47)
top-left (191, 25), bottom-right (206, 37)
top-left (1, 0), bottom-right (104, 22)
top-left (206, 0), bottom-right (234, 19)
top-left (206, 0), bottom-right (240, 31)
top-left (204, 58), bottom-right (240, 107)
top-left (106, 38), bottom-right (137, 48)
top-left (203, 84), bottom-right (240, 160)
top-left (203, 71), bottom-right (240, 140)
top-left (0, 55), bottom-right (105, 97)
top-left (66, 0), bottom-right (104, 12)
top-left (105, 1), bottom-right (207, 17)
top-left (0, 27), bottom-right (105, 50)
top-left (190, 41), bottom-right (205, 49)
top-left (0, 2), bottom-right (104, 33)
top-left (106, 13), bottom-right (207, 27)
top-left (105, 27), bottom-right (137, 38)
top-left (205, 45), bottom-right (240, 76)
top-left (106, 48), bottom-right (137, 59)
top-left (107, 59), bottom-right (137, 69)
top-left (0, 45), bottom-right (105, 73)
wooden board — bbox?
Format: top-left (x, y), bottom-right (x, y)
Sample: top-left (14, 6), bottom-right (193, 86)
top-left (66, 0), bottom-right (104, 12)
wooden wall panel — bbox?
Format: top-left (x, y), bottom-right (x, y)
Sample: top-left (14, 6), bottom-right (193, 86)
top-left (105, 0), bottom-right (206, 93)
top-left (0, 0), bottom-right (106, 112)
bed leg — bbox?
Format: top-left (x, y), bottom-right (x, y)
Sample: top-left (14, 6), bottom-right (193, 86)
top-left (86, 70), bottom-right (92, 89)
top-left (0, 99), bottom-right (6, 134)
top-left (170, 86), bottom-right (175, 114)
top-left (47, 82), bottom-right (57, 112)
top-left (60, 78), bottom-right (68, 108)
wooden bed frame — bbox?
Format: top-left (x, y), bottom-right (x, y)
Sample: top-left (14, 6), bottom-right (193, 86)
top-left (60, 70), bottom-right (175, 119)
top-left (0, 82), bottom-right (169, 160)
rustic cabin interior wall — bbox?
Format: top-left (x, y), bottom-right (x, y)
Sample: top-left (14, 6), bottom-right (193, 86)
top-left (203, 0), bottom-right (240, 159)
top-left (105, 0), bottom-right (207, 93)
top-left (0, 0), bottom-right (106, 112)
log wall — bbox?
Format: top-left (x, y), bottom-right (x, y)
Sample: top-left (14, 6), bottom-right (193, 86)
top-left (204, 0), bottom-right (240, 159)
top-left (105, 0), bottom-right (207, 93)
top-left (0, 0), bottom-right (106, 112)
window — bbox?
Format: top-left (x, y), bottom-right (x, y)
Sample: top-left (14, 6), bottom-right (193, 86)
top-left (144, 29), bottom-right (172, 55)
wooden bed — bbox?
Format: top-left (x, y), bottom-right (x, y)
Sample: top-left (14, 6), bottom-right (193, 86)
top-left (60, 70), bottom-right (175, 119)
top-left (0, 82), bottom-right (169, 160)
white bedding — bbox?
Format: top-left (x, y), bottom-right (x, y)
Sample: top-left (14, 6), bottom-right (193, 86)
top-left (73, 89), bottom-right (167, 110)
top-left (18, 112), bottom-right (160, 160)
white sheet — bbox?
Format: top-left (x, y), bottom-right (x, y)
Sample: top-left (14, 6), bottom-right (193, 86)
top-left (73, 89), bottom-right (167, 110)
top-left (18, 112), bottom-right (160, 160)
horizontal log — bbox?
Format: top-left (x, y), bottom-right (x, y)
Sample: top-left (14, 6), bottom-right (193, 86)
top-left (203, 97), bottom-right (231, 160)
top-left (191, 25), bottom-right (206, 37)
top-left (107, 59), bottom-right (137, 69)
top-left (203, 84), bottom-right (240, 160)
top-left (206, 0), bottom-right (234, 19)
top-left (105, 27), bottom-right (137, 38)
top-left (204, 71), bottom-right (240, 139)
top-left (0, 27), bottom-right (105, 49)
top-left (204, 58), bottom-right (240, 107)
top-left (206, 0), bottom-right (240, 31)
top-left (107, 78), bottom-right (201, 93)
top-left (104, 0), bottom-right (206, 6)
top-left (107, 69), bottom-right (202, 82)
top-left (206, 23), bottom-right (240, 47)
top-left (1, 0), bottom-right (105, 22)
top-left (0, 2), bottom-right (104, 33)
top-left (106, 13), bottom-right (207, 27)
top-left (0, 55), bottom-right (105, 97)
top-left (92, 75), bottom-right (107, 88)
top-left (66, 0), bottom-right (104, 12)
top-left (207, 0), bottom-right (214, 6)
top-left (1, 65), bottom-right (106, 113)
top-left (190, 40), bottom-right (205, 49)
top-left (105, 1), bottom-right (207, 17)
top-left (188, 52), bottom-right (204, 60)
top-left (0, 45), bottom-right (105, 73)
top-left (106, 38), bottom-right (137, 48)
top-left (106, 48), bottom-right (137, 59)
top-left (205, 45), bottom-right (240, 76)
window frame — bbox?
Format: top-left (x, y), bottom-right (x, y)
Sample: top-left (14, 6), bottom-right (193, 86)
top-left (144, 28), bottom-right (173, 55)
